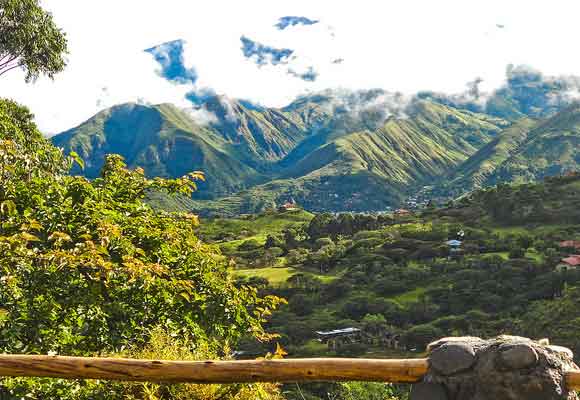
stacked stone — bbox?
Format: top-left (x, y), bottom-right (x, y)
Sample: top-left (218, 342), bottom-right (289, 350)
top-left (411, 336), bottom-right (579, 400)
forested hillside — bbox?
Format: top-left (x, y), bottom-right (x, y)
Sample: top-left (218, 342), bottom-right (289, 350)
top-left (198, 177), bottom-right (580, 399)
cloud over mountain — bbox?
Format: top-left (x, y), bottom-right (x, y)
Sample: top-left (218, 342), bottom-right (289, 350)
top-left (145, 40), bottom-right (198, 85)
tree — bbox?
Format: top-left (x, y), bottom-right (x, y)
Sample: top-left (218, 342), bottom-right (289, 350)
top-left (264, 234), bottom-right (284, 249)
top-left (402, 323), bottom-right (443, 350)
top-left (509, 246), bottom-right (526, 259)
top-left (0, 102), bottom-right (285, 398)
top-left (0, 0), bottom-right (68, 81)
top-left (289, 294), bottom-right (315, 316)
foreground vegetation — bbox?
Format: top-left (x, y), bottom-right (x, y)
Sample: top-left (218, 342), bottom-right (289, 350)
top-left (0, 97), bottom-right (289, 399)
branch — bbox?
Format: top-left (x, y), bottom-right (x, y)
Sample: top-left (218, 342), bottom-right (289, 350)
top-left (0, 63), bottom-right (21, 77)
top-left (0, 54), bottom-right (19, 69)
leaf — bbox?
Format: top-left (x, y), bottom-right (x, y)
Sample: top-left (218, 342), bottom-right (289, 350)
top-left (0, 200), bottom-right (17, 216)
top-left (19, 232), bottom-right (40, 242)
top-left (274, 343), bottom-right (288, 358)
top-left (69, 151), bottom-right (85, 170)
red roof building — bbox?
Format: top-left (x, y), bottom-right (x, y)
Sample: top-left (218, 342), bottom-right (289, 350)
top-left (279, 200), bottom-right (298, 211)
top-left (558, 240), bottom-right (580, 250)
top-left (394, 209), bottom-right (412, 216)
top-left (561, 255), bottom-right (580, 266)
top-left (557, 255), bottom-right (580, 271)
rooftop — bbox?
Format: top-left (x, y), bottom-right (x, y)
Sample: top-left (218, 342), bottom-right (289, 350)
top-left (561, 255), bottom-right (580, 266)
top-left (316, 328), bottom-right (361, 336)
top-left (558, 240), bottom-right (580, 249)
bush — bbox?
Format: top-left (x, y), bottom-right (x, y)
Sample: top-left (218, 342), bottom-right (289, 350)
top-left (238, 238), bottom-right (262, 251)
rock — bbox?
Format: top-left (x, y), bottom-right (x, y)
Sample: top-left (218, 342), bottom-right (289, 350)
top-left (430, 342), bottom-right (476, 375)
top-left (410, 382), bottom-right (448, 400)
top-left (547, 345), bottom-right (574, 360)
top-left (496, 335), bottom-right (533, 343)
top-left (424, 336), bottom-right (579, 400)
top-left (427, 336), bottom-right (483, 353)
top-left (499, 343), bottom-right (538, 369)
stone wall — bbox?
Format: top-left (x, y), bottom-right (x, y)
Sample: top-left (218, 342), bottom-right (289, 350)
top-left (411, 336), bottom-right (579, 400)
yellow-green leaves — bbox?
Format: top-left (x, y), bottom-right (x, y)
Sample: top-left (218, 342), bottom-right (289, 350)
top-left (0, 199), bottom-right (16, 216)
top-left (69, 150), bottom-right (85, 170)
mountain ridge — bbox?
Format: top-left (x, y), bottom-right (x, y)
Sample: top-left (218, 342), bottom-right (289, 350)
top-left (51, 85), bottom-right (580, 215)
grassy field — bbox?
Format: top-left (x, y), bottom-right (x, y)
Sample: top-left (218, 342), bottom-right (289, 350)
top-left (393, 286), bottom-right (428, 305)
top-left (198, 209), bottom-right (314, 254)
top-left (235, 267), bottom-right (297, 284)
top-left (198, 209), bottom-right (313, 240)
top-left (234, 266), bottom-right (336, 285)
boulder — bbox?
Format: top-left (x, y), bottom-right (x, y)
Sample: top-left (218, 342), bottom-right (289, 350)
top-left (430, 342), bottom-right (476, 375)
top-left (413, 336), bottom-right (578, 400)
top-left (498, 342), bottom-right (538, 369)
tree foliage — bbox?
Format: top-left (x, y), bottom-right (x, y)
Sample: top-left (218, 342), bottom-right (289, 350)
top-left (0, 0), bottom-right (68, 81)
top-left (0, 100), bottom-right (283, 398)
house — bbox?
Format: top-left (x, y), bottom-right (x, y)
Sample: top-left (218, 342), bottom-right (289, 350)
top-left (278, 199), bottom-right (298, 212)
top-left (394, 209), bottom-right (412, 216)
top-left (556, 255), bottom-right (580, 272)
top-left (558, 240), bottom-right (580, 251)
top-left (445, 239), bottom-right (464, 259)
top-left (316, 328), bottom-right (361, 350)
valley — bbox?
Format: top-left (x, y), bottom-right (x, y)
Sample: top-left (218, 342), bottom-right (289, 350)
top-left (192, 175), bottom-right (580, 398)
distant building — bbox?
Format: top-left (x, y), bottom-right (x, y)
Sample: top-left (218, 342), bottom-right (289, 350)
top-left (558, 240), bottom-right (580, 251)
top-left (278, 199), bottom-right (299, 212)
top-left (446, 239), bottom-right (464, 259)
top-left (556, 255), bottom-right (580, 272)
top-left (316, 328), bottom-right (361, 350)
top-left (394, 209), bottom-right (412, 216)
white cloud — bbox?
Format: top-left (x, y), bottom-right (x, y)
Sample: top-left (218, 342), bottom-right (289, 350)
top-left (3, 0), bottom-right (580, 134)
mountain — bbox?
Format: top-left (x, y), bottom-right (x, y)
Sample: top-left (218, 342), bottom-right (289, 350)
top-left (201, 95), bottom-right (330, 169)
top-left (446, 104), bottom-right (580, 195)
top-left (445, 118), bottom-right (536, 194)
top-left (186, 101), bottom-right (509, 215)
top-left (52, 102), bottom-right (272, 197)
top-left (52, 80), bottom-right (580, 215)
top-left (484, 66), bottom-right (575, 120)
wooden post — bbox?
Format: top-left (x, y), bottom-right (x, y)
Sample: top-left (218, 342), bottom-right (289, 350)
top-left (567, 369), bottom-right (580, 390)
top-left (0, 355), bottom-right (576, 389)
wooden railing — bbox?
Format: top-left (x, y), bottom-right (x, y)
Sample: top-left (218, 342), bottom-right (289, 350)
top-left (0, 355), bottom-right (578, 389)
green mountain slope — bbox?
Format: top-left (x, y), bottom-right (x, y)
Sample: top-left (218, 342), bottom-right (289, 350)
top-left (51, 103), bottom-right (265, 197)
top-left (203, 96), bottom-right (331, 170)
top-left (189, 101), bottom-right (509, 215)
top-left (446, 118), bottom-right (537, 193)
top-left (52, 85), bottom-right (580, 215)
top-left (51, 97), bottom-right (334, 198)
top-left (447, 104), bottom-right (580, 193)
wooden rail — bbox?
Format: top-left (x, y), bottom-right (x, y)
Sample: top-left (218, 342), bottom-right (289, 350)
top-left (0, 355), bottom-right (577, 390)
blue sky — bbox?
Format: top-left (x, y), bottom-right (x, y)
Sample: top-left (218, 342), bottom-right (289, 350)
top-left (4, 0), bottom-right (580, 134)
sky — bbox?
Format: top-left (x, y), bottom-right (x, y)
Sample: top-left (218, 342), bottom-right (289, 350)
top-left (4, 0), bottom-right (580, 134)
